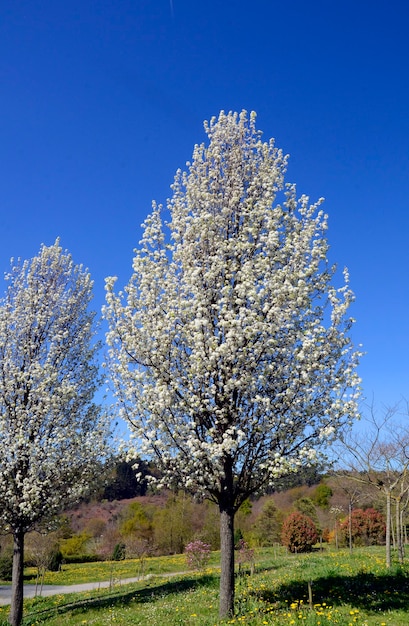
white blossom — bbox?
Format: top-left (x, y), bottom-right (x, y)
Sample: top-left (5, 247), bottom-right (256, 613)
top-left (0, 240), bottom-right (111, 532)
top-left (104, 111), bottom-right (361, 501)
top-left (103, 110), bottom-right (361, 617)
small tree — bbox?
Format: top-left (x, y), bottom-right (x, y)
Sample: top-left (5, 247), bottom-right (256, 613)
top-left (153, 492), bottom-right (196, 554)
top-left (252, 499), bottom-right (282, 546)
top-left (104, 111), bottom-right (360, 617)
top-left (295, 497), bottom-right (321, 531)
top-left (124, 537), bottom-right (151, 576)
top-left (281, 512), bottom-right (318, 553)
top-left (25, 532), bottom-right (59, 596)
top-left (0, 241), bottom-right (110, 626)
top-left (120, 502), bottom-right (153, 544)
top-left (312, 484), bottom-right (333, 509)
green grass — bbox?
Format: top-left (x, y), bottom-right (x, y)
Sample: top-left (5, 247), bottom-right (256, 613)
top-left (1, 546), bottom-right (408, 625)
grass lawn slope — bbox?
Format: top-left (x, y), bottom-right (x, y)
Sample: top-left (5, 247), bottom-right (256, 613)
top-left (0, 546), bottom-right (408, 625)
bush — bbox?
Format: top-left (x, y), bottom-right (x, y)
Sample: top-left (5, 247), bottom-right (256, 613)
top-left (234, 528), bottom-right (244, 545)
top-left (339, 508), bottom-right (386, 546)
top-left (63, 554), bottom-right (101, 564)
top-left (236, 539), bottom-right (255, 574)
top-left (0, 555), bottom-right (13, 581)
top-left (48, 549), bottom-right (64, 572)
top-left (281, 511), bottom-right (318, 553)
top-left (112, 542), bottom-right (126, 561)
top-left (60, 532), bottom-right (92, 558)
top-left (184, 540), bottom-right (211, 571)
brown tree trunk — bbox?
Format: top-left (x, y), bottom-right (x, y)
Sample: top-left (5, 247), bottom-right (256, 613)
top-left (9, 527), bottom-right (24, 626)
top-left (219, 504), bottom-right (235, 618)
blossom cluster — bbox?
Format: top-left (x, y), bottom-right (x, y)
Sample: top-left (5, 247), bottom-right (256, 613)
top-left (184, 540), bottom-right (211, 570)
top-left (104, 110), bottom-right (361, 508)
top-left (0, 240), bottom-right (110, 534)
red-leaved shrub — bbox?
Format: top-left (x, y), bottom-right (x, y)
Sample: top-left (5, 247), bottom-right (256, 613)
top-left (281, 511), bottom-right (318, 553)
top-left (339, 508), bottom-right (386, 546)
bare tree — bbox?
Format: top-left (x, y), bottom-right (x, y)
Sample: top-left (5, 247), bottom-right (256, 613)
top-left (336, 403), bottom-right (409, 566)
top-left (25, 531), bottom-right (59, 596)
top-left (328, 473), bottom-right (371, 553)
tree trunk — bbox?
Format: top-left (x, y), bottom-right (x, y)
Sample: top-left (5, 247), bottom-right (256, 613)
top-left (396, 498), bottom-right (405, 564)
top-left (400, 508), bottom-right (406, 560)
top-left (9, 528), bottom-right (24, 626)
top-left (219, 504), bottom-right (235, 618)
top-left (386, 490), bottom-right (391, 568)
top-left (348, 500), bottom-right (353, 554)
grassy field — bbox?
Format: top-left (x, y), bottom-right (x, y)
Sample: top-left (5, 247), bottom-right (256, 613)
top-left (1, 546), bottom-right (408, 625)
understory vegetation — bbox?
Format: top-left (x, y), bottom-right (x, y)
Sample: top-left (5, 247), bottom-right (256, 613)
top-left (0, 469), bottom-right (390, 573)
top-left (0, 546), bottom-right (408, 625)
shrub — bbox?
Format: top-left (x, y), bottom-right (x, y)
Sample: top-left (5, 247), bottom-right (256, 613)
top-left (62, 554), bottom-right (102, 564)
top-left (184, 540), bottom-right (211, 571)
top-left (60, 532), bottom-right (92, 557)
top-left (234, 528), bottom-right (244, 545)
top-left (236, 539), bottom-right (255, 574)
top-left (0, 555), bottom-right (13, 581)
top-left (339, 508), bottom-right (386, 546)
top-left (48, 549), bottom-right (64, 572)
top-left (281, 511), bottom-right (318, 553)
top-left (112, 542), bottom-right (126, 561)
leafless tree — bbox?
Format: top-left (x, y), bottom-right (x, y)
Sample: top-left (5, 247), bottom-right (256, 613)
top-left (336, 403), bottom-right (409, 566)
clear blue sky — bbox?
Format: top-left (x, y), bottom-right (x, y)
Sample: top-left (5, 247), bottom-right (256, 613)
top-left (1, 1), bottom-right (408, 410)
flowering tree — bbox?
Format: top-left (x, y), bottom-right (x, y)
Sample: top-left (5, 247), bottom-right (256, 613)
top-left (184, 540), bottom-right (211, 571)
top-left (235, 539), bottom-right (255, 574)
top-left (104, 110), bottom-right (360, 617)
top-left (0, 241), bottom-right (110, 626)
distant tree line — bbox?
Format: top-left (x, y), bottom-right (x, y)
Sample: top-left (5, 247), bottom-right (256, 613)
top-left (0, 471), bottom-right (391, 580)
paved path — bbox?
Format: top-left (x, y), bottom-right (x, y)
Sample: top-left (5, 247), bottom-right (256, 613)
top-left (0, 576), bottom-right (149, 606)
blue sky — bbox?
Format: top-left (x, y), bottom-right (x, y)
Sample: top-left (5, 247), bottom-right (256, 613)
top-left (1, 0), bottom-right (408, 410)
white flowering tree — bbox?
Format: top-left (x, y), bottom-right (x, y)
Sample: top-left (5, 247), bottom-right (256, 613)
top-left (0, 241), bottom-right (110, 626)
top-left (104, 111), bottom-right (360, 617)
